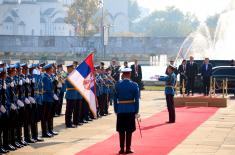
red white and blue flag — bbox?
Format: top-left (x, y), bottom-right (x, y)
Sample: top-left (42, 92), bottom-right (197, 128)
top-left (68, 53), bottom-right (97, 117)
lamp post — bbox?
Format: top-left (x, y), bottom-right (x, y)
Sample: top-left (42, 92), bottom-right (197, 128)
top-left (99, 0), bottom-right (105, 58)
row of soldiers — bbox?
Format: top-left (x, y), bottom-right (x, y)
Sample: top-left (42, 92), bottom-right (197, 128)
top-left (0, 61), bottom-right (117, 153)
top-left (0, 62), bottom-right (63, 154)
top-left (64, 62), bottom-right (116, 128)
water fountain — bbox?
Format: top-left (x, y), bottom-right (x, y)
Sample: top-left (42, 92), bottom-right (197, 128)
top-left (175, 0), bottom-right (235, 64)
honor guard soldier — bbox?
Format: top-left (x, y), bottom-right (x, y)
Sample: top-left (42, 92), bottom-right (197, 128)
top-left (6, 65), bottom-right (24, 149)
top-left (64, 64), bottom-right (83, 128)
top-left (0, 67), bottom-right (14, 153)
top-left (21, 63), bottom-right (36, 144)
top-left (114, 68), bottom-right (139, 154)
top-left (29, 64), bottom-right (44, 142)
top-left (56, 64), bottom-right (66, 116)
top-left (159, 64), bottom-right (177, 123)
top-left (14, 63), bottom-right (28, 146)
top-left (41, 64), bottom-right (58, 138)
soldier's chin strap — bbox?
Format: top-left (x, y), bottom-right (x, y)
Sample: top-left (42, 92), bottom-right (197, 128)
top-left (136, 114), bottom-right (142, 138)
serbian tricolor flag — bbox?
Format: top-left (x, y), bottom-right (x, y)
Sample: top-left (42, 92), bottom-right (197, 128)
top-left (68, 53), bottom-right (97, 118)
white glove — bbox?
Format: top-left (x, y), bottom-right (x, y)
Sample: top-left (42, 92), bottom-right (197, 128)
top-left (11, 104), bottom-right (17, 110)
top-left (135, 114), bottom-right (141, 119)
top-left (53, 94), bottom-right (59, 101)
top-left (25, 98), bottom-right (31, 104)
top-left (10, 81), bottom-right (14, 87)
top-left (26, 78), bottom-right (30, 84)
top-left (57, 82), bottom-right (62, 88)
top-left (0, 105), bottom-right (6, 113)
top-left (32, 78), bottom-right (36, 83)
top-left (17, 100), bottom-right (24, 107)
top-left (28, 97), bottom-right (36, 104)
top-left (55, 76), bottom-right (58, 81)
top-left (3, 82), bottom-right (6, 89)
top-left (19, 80), bottom-right (23, 86)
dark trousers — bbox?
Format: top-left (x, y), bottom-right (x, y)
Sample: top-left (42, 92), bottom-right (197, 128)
top-left (0, 114), bottom-right (10, 147)
top-left (65, 99), bottom-right (75, 127)
top-left (31, 104), bottom-right (39, 139)
top-left (9, 109), bottom-right (18, 145)
top-left (41, 102), bottom-right (53, 135)
top-left (82, 100), bottom-right (89, 120)
top-left (187, 77), bottom-right (195, 95)
top-left (203, 76), bottom-right (210, 96)
top-left (179, 76), bottom-right (186, 94)
top-left (119, 132), bottom-right (132, 151)
top-left (16, 107), bottom-right (25, 143)
top-left (73, 100), bottom-right (82, 125)
top-left (56, 92), bottom-right (64, 115)
top-left (166, 94), bottom-right (176, 122)
top-left (24, 104), bottom-right (32, 141)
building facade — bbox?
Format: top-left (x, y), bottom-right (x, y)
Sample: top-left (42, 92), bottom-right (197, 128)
top-left (0, 0), bottom-right (130, 36)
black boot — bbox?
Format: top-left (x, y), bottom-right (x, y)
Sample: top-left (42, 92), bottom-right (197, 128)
top-left (126, 133), bottom-right (134, 154)
top-left (118, 132), bottom-right (125, 154)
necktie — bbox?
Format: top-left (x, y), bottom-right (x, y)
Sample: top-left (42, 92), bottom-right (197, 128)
top-left (135, 65), bottom-right (138, 76)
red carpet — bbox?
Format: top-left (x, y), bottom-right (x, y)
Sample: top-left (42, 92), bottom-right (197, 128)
top-left (75, 107), bottom-right (218, 155)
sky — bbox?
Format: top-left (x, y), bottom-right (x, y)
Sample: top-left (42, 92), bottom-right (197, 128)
top-left (137, 0), bottom-right (232, 21)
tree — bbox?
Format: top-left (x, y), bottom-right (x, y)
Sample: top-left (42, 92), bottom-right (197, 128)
top-left (132, 7), bottom-right (199, 37)
top-left (128, 0), bottom-right (141, 31)
top-left (66, 0), bottom-right (100, 36)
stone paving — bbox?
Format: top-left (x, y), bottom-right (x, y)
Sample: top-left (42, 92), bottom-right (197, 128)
top-left (7, 91), bottom-right (235, 155)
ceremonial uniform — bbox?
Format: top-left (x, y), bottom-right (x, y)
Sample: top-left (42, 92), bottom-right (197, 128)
top-left (14, 63), bottom-right (28, 146)
top-left (6, 65), bottom-right (23, 149)
top-left (41, 64), bottom-right (57, 137)
top-left (159, 65), bottom-right (176, 123)
top-left (114, 68), bottom-right (139, 154)
top-left (0, 68), bottom-right (16, 151)
top-left (65, 79), bottom-right (83, 127)
top-left (0, 68), bottom-right (16, 152)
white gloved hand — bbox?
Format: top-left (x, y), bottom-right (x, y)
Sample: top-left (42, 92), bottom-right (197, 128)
top-left (19, 80), bottom-right (23, 86)
top-left (32, 78), bottom-right (36, 83)
top-left (55, 76), bottom-right (58, 81)
top-left (10, 81), bottom-right (14, 87)
top-left (57, 82), bottom-right (62, 88)
top-left (25, 98), bottom-right (31, 104)
top-left (135, 114), bottom-right (141, 119)
top-left (11, 104), bottom-right (17, 110)
top-left (26, 78), bottom-right (30, 84)
top-left (53, 94), bottom-right (59, 101)
top-left (0, 105), bottom-right (6, 113)
top-left (28, 97), bottom-right (36, 104)
top-left (3, 82), bottom-right (6, 89)
top-left (17, 100), bottom-right (24, 107)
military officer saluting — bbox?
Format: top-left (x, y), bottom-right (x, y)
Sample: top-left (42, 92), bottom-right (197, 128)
top-left (159, 64), bottom-right (177, 123)
top-left (114, 68), bottom-right (139, 154)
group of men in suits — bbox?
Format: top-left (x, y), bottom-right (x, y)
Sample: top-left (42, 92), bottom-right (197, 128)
top-left (177, 56), bottom-right (213, 96)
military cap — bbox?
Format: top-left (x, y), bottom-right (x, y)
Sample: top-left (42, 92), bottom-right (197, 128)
top-left (66, 64), bottom-right (74, 68)
top-left (21, 63), bottom-right (28, 68)
top-left (168, 64), bottom-right (176, 70)
top-left (43, 64), bottom-right (53, 70)
top-left (15, 63), bottom-right (21, 69)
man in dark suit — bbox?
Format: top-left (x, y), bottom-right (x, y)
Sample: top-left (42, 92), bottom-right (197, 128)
top-left (109, 59), bottom-right (120, 82)
top-left (178, 59), bottom-right (187, 94)
top-left (186, 56), bottom-right (198, 96)
top-left (201, 58), bottom-right (213, 96)
top-left (131, 59), bottom-right (142, 91)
